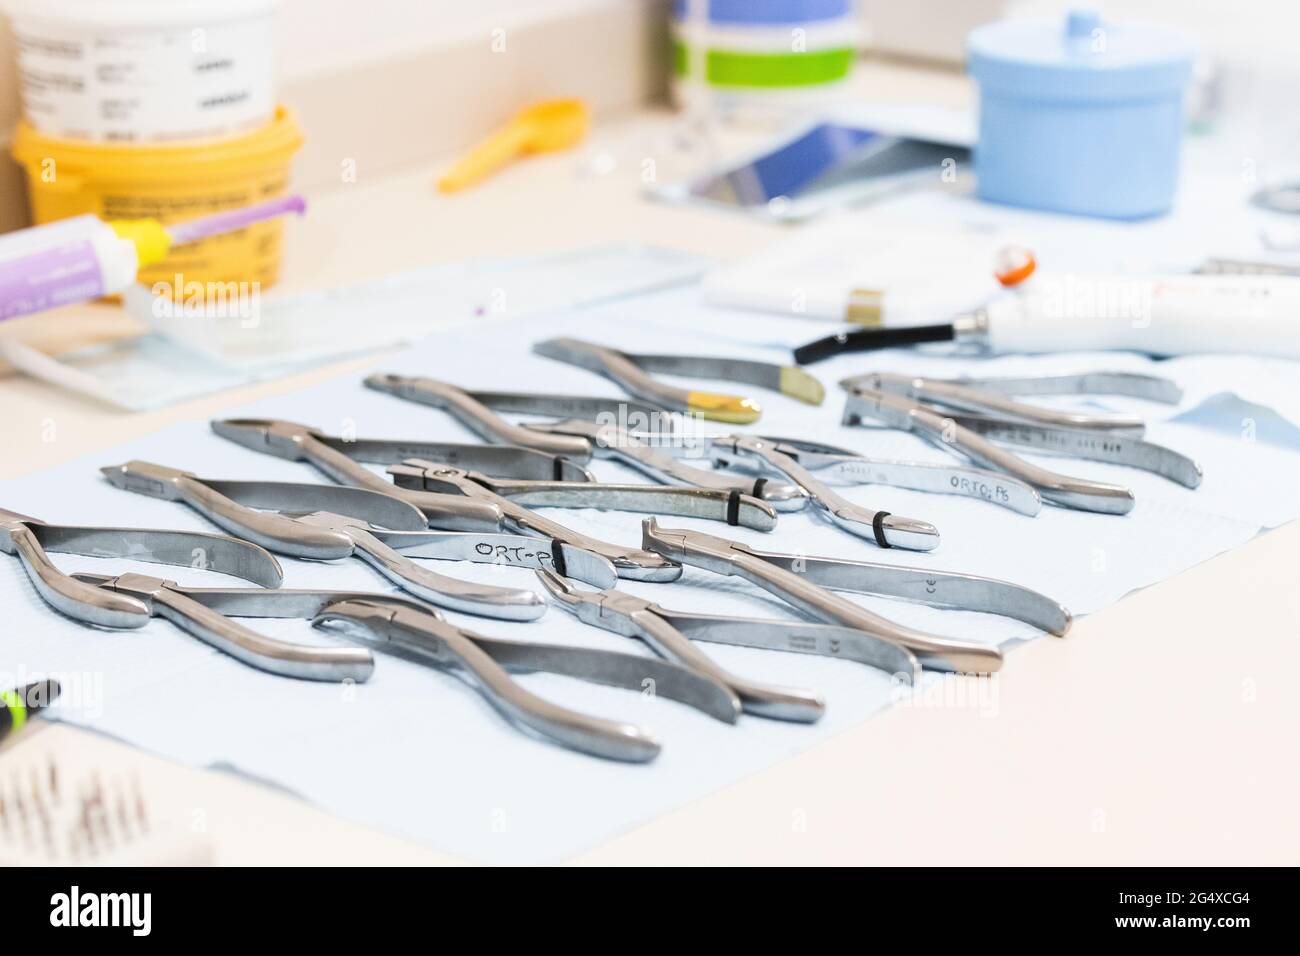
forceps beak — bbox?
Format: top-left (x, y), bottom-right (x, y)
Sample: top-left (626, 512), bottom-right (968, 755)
top-left (535, 570), bottom-right (823, 724)
top-left (210, 418), bottom-right (296, 453)
top-left (315, 597), bottom-right (664, 762)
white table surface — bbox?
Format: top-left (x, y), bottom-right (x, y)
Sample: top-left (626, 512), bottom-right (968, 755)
top-left (2, 61), bottom-right (1296, 865)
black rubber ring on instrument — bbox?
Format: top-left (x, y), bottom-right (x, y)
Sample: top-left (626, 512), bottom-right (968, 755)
top-left (553, 458), bottom-right (565, 480)
top-left (726, 490), bottom-right (741, 526)
top-left (872, 511), bottom-right (891, 549)
top-left (751, 478), bottom-right (768, 500)
top-left (550, 537), bottom-right (568, 578)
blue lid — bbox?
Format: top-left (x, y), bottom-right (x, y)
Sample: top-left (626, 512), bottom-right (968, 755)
top-left (968, 8), bottom-right (1194, 101)
top-left (672, 0), bottom-right (852, 25)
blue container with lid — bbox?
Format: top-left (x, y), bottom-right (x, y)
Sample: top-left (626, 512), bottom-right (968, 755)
top-left (967, 8), bottom-right (1194, 220)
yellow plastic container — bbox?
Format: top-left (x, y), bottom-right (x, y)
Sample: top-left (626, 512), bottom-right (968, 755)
top-left (11, 106), bottom-right (302, 289)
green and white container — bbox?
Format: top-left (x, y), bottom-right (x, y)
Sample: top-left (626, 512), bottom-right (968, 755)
top-left (672, 0), bottom-right (861, 119)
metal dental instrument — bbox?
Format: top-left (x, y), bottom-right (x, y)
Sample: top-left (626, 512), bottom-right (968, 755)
top-left (641, 518), bottom-right (1073, 674)
top-left (75, 578), bottom-right (737, 760)
top-left (209, 418), bottom-right (591, 531)
top-left (632, 433), bottom-right (942, 549)
top-left (316, 598), bottom-right (741, 761)
top-left (363, 374), bottom-right (807, 511)
top-left (1, 507), bottom-right (283, 629)
top-left (99, 461), bottom-right (617, 620)
top-left (537, 571), bottom-right (826, 722)
top-left (844, 371), bottom-right (1182, 432)
top-left (362, 374), bottom-right (669, 459)
top-left (387, 461), bottom-right (682, 582)
top-left (682, 434), bottom-right (1042, 516)
top-left (387, 460), bottom-right (778, 531)
top-left (841, 372), bottom-right (1202, 514)
top-left (532, 336), bottom-right (826, 424)
top-left (526, 417), bottom-right (808, 511)
top-left (539, 570), bottom-right (921, 685)
top-left (73, 572), bottom-right (375, 682)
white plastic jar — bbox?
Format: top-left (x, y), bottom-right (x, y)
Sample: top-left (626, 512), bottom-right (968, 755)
top-left (3, 0), bottom-right (278, 143)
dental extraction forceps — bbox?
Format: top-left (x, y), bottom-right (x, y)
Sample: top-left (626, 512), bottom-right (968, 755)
top-left (382, 461), bottom-right (681, 582)
top-left (532, 337), bottom-right (825, 424)
top-left (641, 518), bottom-right (1072, 674)
top-left (540, 571), bottom-right (827, 721)
top-left (74, 572), bottom-right (375, 682)
top-left (386, 462), bottom-right (777, 530)
top-left (634, 433), bottom-right (943, 549)
top-left (209, 418), bottom-right (591, 530)
top-left (100, 461), bottom-right (617, 620)
top-left (386, 459), bottom-right (779, 581)
top-left (674, 434), bottom-right (1042, 516)
top-left (363, 373), bottom-right (807, 510)
top-left (538, 570), bottom-right (921, 687)
top-left (841, 372), bottom-right (1202, 515)
top-left (70, 579), bottom-right (739, 760)
top-left (1, 507), bottom-right (282, 628)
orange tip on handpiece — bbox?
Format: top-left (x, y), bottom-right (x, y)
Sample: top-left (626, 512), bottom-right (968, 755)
top-left (995, 246), bottom-right (1037, 287)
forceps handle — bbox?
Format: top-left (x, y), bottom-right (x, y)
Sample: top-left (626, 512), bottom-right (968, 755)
top-left (746, 549), bottom-right (1073, 637)
top-left (100, 460), bottom-right (357, 559)
top-left (484, 480), bottom-right (778, 532)
top-left (950, 415), bottom-right (1204, 489)
top-left (303, 437), bottom-right (504, 531)
top-left (845, 389), bottom-right (1136, 515)
top-left (867, 374), bottom-right (1148, 433)
top-left (342, 607), bottom-right (661, 763)
top-left (527, 420), bottom-right (805, 509)
top-left (752, 442), bottom-right (937, 549)
top-left (610, 444), bottom-right (793, 502)
top-left (152, 588), bottom-right (375, 682)
top-left (628, 609), bottom-right (825, 722)
top-left (537, 338), bottom-right (691, 411)
top-left (447, 634), bottom-right (661, 762)
top-left (365, 374), bottom-right (594, 461)
top-left (390, 464), bottom-right (683, 582)
top-left (8, 525), bottom-right (150, 628)
top-left (711, 547), bottom-right (1002, 675)
top-left (791, 454), bottom-right (1043, 516)
top-left (498, 504), bottom-right (679, 582)
top-left (640, 520), bottom-right (998, 673)
top-left (346, 527), bottom-right (545, 622)
top-left (659, 610), bottom-right (921, 682)
top-left (171, 474), bottom-right (357, 559)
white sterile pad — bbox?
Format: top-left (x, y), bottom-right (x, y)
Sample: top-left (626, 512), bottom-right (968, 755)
top-left (5, 284), bottom-right (1300, 864)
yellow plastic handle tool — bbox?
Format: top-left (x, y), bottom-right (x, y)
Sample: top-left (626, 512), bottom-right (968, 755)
top-left (437, 98), bottom-right (590, 194)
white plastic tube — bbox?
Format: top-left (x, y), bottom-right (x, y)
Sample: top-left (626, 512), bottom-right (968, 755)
top-left (983, 273), bottom-right (1300, 359)
top-left (0, 219), bottom-right (139, 320)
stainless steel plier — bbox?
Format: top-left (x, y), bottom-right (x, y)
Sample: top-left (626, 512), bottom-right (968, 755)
top-left (1, 507), bottom-right (282, 629)
top-left (630, 432), bottom-right (947, 549)
top-left (363, 373), bottom-right (807, 510)
top-left (386, 458), bottom-right (782, 581)
top-left (73, 572), bottom-right (377, 682)
top-left (100, 461), bottom-right (618, 620)
top-left (665, 433), bottom-right (1043, 516)
top-left (209, 418), bottom-right (591, 530)
top-left (640, 518), bottom-right (1072, 675)
top-left (531, 336), bottom-right (825, 423)
top-left (538, 570), bottom-right (828, 722)
top-left (68, 577), bottom-right (739, 760)
top-left (841, 372), bottom-right (1203, 515)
